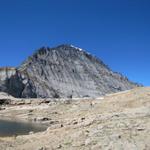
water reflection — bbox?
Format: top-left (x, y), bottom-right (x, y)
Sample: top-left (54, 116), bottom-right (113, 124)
top-left (0, 119), bottom-right (47, 137)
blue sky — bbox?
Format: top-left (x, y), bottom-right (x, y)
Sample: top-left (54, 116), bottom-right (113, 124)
top-left (0, 0), bottom-right (149, 85)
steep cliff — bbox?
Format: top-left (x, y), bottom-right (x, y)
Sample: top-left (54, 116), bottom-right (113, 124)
top-left (0, 67), bottom-right (36, 98)
top-left (0, 45), bottom-right (139, 98)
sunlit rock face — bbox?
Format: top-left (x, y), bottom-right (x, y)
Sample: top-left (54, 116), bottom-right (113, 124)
top-left (0, 45), bottom-right (140, 98)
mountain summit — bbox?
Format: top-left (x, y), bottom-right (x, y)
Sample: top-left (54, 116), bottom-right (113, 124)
top-left (0, 44), bottom-right (139, 98)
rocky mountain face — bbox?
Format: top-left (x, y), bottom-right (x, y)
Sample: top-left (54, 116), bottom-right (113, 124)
top-left (0, 67), bottom-right (36, 98)
top-left (0, 44), bottom-right (139, 98)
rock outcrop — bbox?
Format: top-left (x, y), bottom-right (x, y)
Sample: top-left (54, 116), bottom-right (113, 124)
top-left (0, 44), bottom-right (140, 98)
top-left (0, 67), bottom-right (36, 98)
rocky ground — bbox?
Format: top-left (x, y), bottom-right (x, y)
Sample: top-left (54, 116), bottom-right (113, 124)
top-left (0, 87), bottom-right (150, 150)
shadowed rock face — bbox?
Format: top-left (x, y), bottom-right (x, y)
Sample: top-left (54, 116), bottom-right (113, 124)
top-left (0, 68), bottom-right (36, 98)
top-left (0, 44), bottom-right (140, 98)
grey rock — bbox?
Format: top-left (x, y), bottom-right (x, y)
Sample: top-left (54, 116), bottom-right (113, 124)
top-left (0, 44), bottom-right (140, 98)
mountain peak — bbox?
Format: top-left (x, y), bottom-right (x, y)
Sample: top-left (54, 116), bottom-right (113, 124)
top-left (0, 44), bottom-right (140, 98)
top-left (56, 44), bottom-right (83, 51)
top-left (32, 44), bottom-right (84, 57)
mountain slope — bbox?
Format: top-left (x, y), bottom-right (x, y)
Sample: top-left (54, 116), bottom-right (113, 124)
top-left (0, 44), bottom-right (139, 98)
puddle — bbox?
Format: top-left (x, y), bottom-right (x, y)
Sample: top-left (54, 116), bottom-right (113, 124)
top-left (0, 119), bottom-right (47, 137)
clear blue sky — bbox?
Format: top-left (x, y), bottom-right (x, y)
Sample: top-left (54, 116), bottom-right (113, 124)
top-left (0, 0), bottom-right (149, 86)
